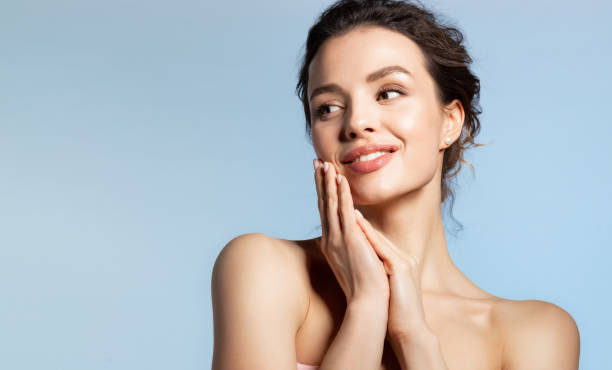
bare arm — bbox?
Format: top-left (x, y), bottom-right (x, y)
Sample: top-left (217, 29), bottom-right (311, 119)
top-left (211, 232), bottom-right (391, 370)
top-left (318, 298), bottom-right (388, 370)
top-left (311, 161), bottom-right (393, 368)
top-left (388, 329), bottom-right (449, 370)
top-left (502, 300), bottom-right (580, 370)
top-left (211, 233), bottom-right (309, 370)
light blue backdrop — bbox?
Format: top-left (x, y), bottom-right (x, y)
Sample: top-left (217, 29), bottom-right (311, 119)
top-left (1, 0), bottom-right (609, 369)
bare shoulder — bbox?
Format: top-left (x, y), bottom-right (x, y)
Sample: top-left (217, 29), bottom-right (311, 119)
top-left (211, 233), bottom-right (311, 369)
top-left (212, 232), bottom-right (311, 324)
top-left (214, 232), bottom-right (308, 271)
top-left (213, 232), bottom-right (309, 301)
top-left (495, 298), bottom-right (580, 370)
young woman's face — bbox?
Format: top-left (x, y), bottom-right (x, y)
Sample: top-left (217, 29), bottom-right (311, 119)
top-left (307, 25), bottom-right (463, 205)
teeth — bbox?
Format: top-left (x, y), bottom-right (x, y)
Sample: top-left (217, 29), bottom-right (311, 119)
top-left (352, 151), bottom-right (390, 163)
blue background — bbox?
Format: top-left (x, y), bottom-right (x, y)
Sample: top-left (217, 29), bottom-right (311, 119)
top-left (1, 0), bottom-right (609, 369)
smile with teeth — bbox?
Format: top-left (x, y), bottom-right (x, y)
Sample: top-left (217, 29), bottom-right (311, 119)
top-left (350, 150), bottom-right (392, 163)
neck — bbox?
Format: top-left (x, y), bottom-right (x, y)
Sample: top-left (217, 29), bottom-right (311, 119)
top-left (356, 169), bottom-right (461, 295)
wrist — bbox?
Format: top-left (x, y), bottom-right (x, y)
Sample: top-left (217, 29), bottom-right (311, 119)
top-left (347, 295), bottom-right (388, 315)
top-left (390, 324), bottom-right (438, 347)
top-left (389, 328), bottom-right (447, 370)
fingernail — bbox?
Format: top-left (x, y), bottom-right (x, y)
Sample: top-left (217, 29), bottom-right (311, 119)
top-left (323, 162), bottom-right (329, 173)
top-left (313, 158), bottom-right (319, 170)
top-left (355, 209), bottom-right (363, 218)
top-left (336, 173), bottom-right (341, 185)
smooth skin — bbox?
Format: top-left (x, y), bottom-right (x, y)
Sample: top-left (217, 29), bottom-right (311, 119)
top-left (211, 25), bottom-right (580, 369)
top-left (314, 159), bottom-right (447, 369)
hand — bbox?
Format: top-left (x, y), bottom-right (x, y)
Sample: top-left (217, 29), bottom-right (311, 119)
top-left (313, 159), bottom-right (390, 305)
top-left (353, 210), bottom-right (432, 340)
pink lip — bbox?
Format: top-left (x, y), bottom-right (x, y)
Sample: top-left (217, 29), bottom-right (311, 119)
top-left (344, 151), bottom-right (395, 174)
top-left (340, 143), bottom-right (399, 164)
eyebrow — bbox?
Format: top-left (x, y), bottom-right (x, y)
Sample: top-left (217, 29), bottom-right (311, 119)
top-left (308, 65), bottom-right (412, 103)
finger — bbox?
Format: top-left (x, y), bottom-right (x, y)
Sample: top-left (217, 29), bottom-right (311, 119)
top-left (354, 210), bottom-right (397, 268)
top-left (336, 172), bottom-right (357, 235)
top-left (355, 210), bottom-right (399, 252)
top-left (324, 162), bottom-right (341, 241)
top-left (313, 159), bottom-right (328, 238)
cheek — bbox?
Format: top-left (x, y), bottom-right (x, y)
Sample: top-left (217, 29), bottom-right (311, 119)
top-left (407, 127), bottom-right (441, 175)
top-left (393, 108), bottom-right (440, 153)
top-left (391, 110), bottom-right (442, 175)
top-left (311, 126), bottom-right (336, 160)
top-left (311, 127), bottom-right (323, 153)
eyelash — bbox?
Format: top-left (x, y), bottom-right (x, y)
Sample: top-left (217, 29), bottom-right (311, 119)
top-left (314, 86), bottom-right (405, 118)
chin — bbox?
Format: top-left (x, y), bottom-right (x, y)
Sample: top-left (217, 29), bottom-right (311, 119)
top-left (349, 170), bottom-right (436, 206)
top-left (349, 179), bottom-right (402, 206)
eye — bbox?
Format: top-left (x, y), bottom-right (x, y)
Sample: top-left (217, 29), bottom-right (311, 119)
top-left (377, 87), bottom-right (403, 101)
top-left (314, 87), bottom-right (404, 119)
top-left (315, 104), bottom-right (340, 118)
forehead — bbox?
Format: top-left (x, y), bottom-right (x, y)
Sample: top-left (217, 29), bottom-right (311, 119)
top-left (307, 26), bottom-right (427, 95)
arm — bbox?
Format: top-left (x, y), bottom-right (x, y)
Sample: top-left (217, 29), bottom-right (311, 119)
top-left (211, 233), bottom-right (309, 370)
top-left (318, 298), bottom-right (388, 370)
top-left (388, 327), bottom-right (449, 370)
top-left (351, 212), bottom-right (449, 369)
top-left (502, 300), bottom-right (580, 370)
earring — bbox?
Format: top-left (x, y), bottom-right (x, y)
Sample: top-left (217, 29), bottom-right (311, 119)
top-left (445, 137), bottom-right (452, 144)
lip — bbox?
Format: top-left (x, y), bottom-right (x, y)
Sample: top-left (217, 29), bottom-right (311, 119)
top-left (340, 143), bottom-right (399, 164)
top-left (343, 151), bottom-right (395, 174)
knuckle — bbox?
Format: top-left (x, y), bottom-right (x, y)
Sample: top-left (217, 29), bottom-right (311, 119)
top-left (317, 198), bottom-right (324, 208)
top-left (329, 235), bottom-right (343, 249)
top-left (341, 233), bottom-right (350, 247)
top-left (342, 232), bottom-right (357, 246)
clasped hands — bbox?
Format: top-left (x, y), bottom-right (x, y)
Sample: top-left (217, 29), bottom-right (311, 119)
top-left (313, 158), bottom-right (433, 342)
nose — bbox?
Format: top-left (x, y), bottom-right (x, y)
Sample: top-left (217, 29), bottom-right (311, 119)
top-left (342, 97), bottom-right (378, 139)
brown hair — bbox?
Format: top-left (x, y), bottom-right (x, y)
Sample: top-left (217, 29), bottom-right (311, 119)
top-left (295, 0), bottom-right (487, 232)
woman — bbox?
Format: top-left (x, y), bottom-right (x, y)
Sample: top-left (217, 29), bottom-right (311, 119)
top-left (211, 0), bottom-right (580, 369)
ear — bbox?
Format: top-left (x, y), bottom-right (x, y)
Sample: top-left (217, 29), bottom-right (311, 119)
top-left (439, 99), bottom-right (465, 149)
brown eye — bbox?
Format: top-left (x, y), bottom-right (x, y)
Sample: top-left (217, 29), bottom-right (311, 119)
top-left (316, 104), bottom-right (340, 118)
top-left (378, 88), bottom-right (403, 101)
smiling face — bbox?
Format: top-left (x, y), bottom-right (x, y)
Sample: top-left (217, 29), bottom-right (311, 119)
top-left (307, 25), bottom-right (464, 205)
